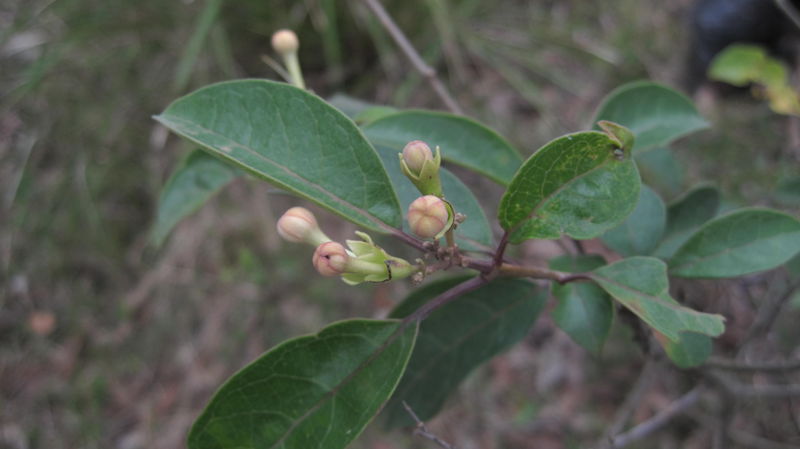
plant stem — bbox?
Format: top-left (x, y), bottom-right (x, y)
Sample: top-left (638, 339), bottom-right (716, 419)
top-left (283, 52), bottom-right (306, 89)
top-left (361, 0), bottom-right (463, 114)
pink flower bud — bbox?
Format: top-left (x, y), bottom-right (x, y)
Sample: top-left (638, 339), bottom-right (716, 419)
top-left (401, 140), bottom-right (433, 175)
top-left (271, 29), bottom-right (299, 55)
top-left (408, 195), bottom-right (450, 238)
top-left (277, 207), bottom-right (319, 243)
top-left (312, 241), bottom-right (349, 276)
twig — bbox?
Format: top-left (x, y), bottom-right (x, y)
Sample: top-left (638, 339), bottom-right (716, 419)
top-left (704, 356), bottom-right (800, 372)
top-left (597, 358), bottom-right (659, 448)
top-left (606, 388), bottom-right (702, 449)
top-left (361, 0), bottom-right (464, 114)
top-left (707, 370), bottom-right (800, 398)
top-left (690, 411), bottom-right (800, 449)
top-left (402, 401), bottom-right (458, 449)
top-left (775, 0), bottom-right (800, 32)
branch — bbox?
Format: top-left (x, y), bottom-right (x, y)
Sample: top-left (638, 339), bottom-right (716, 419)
top-left (775, 0), bottom-right (800, 31)
top-left (404, 275), bottom-right (488, 323)
top-left (402, 401), bottom-right (458, 449)
top-left (704, 356), bottom-right (800, 372)
top-left (597, 358), bottom-right (659, 448)
top-left (707, 371), bottom-right (800, 398)
top-left (606, 388), bottom-right (701, 449)
top-left (361, 0), bottom-right (464, 114)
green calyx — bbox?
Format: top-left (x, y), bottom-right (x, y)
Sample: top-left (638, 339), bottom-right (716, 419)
top-left (399, 145), bottom-right (443, 196)
top-left (341, 231), bottom-right (418, 285)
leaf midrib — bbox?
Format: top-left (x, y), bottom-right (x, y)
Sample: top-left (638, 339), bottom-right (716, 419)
top-left (155, 113), bottom-right (399, 232)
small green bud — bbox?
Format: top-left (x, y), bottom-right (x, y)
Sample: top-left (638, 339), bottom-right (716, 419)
top-left (312, 241), bottom-right (349, 276)
top-left (271, 29), bottom-right (299, 55)
top-left (276, 207), bottom-right (331, 246)
top-left (399, 140), bottom-right (442, 196)
top-left (408, 195), bottom-right (450, 239)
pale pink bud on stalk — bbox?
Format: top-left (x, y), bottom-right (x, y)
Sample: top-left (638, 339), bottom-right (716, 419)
top-left (408, 195), bottom-right (450, 238)
top-left (401, 140), bottom-right (433, 175)
top-left (271, 29), bottom-right (299, 55)
top-left (276, 207), bottom-right (330, 246)
top-left (312, 241), bottom-right (349, 276)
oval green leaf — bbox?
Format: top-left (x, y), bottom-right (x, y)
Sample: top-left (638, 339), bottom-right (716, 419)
top-left (384, 276), bottom-right (547, 427)
top-left (151, 150), bottom-right (239, 246)
top-left (590, 257), bottom-right (725, 342)
top-left (669, 208), bottom-right (800, 278)
top-left (498, 131), bottom-right (640, 243)
top-left (549, 255), bottom-right (613, 355)
top-left (655, 331), bottom-right (713, 368)
top-left (362, 110), bottom-right (523, 185)
top-left (592, 81), bottom-right (709, 153)
top-left (373, 144), bottom-right (493, 250)
top-left (155, 80), bottom-right (402, 233)
top-left (601, 185), bottom-right (666, 256)
top-left (634, 147), bottom-right (685, 201)
top-left (188, 319), bottom-right (417, 449)
top-left (652, 184), bottom-right (721, 260)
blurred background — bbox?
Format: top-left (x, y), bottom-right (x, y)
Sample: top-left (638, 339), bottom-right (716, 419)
top-left (2, 1), bottom-right (799, 448)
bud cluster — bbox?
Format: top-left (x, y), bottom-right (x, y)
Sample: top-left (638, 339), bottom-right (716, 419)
top-left (276, 207), bottom-right (417, 284)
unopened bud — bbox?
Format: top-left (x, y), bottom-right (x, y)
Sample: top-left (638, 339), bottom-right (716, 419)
top-left (277, 207), bottom-right (330, 246)
top-left (408, 195), bottom-right (450, 238)
top-left (271, 29), bottom-right (299, 55)
top-left (312, 241), bottom-right (349, 276)
top-left (402, 140), bottom-right (433, 175)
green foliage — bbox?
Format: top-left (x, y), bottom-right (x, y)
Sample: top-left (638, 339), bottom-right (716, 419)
top-left (592, 81), bottom-right (709, 152)
top-left (155, 80), bottom-right (403, 232)
top-left (148, 78), bottom-right (800, 447)
top-left (669, 209), bottom-right (800, 278)
top-left (384, 277), bottom-right (547, 427)
top-left (498, 130), bottom-right (640, 243)
top-left (188, 319), bottom-right (417, 449)
top-left (652, 184), bottom-right (721, 260)
top-left (549, 255), bottom-right (613, 355)
top-left (590, 257), bottom-right (725, 342)
top-left (362, 110), bottom-right (523, 185)
top-left (151, 150), bottom-right (239, 246)
top-left (600, 185), bottom-right (666, 256)
top-left (655, 332), bottom-right (713, 368)
top-left (708, 44), bottom-right (800, 116)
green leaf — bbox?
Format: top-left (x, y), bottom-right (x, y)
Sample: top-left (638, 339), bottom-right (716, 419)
top-left (634, 147), bottom-right (684, 201)
top-left (362, 110), bottom-right (523, 185)
top-left (652, 184), bottom-right (721, 260)
top-left (590, 257), bottom-right (725, 342)
top-left (669, 208), bottom-right (800, 278)
top-left (549, 255), bottom-right (613, 355)
top-left (592, 81), bottom-right (709, 153)
top-left (188, 319), bottom-right (417, 449)
top-left (151, 150), bottom-right (239, 246)
top-left (155, 80), bottom-right (402, 233)
top-left (655, 331), bottom-right (713, 368)
top-left (384, 276), bottom-right (547, 427)
top-left (373, 144), bottom-right (493, 250)
top-left (708, 44), bottom-right (767, 86)
top-left (498, 131), bottom-right (640, 243)
top-left (601, 185), bottom-right (666, 256)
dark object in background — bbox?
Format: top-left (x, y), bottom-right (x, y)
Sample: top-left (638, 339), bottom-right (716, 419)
top-left (686, 0), bottom-right (800, 91)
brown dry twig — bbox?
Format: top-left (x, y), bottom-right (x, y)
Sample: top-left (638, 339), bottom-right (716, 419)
top-left (361, 0), bottom-right (464, 115)
top-left (402, 401), bottom-right (458, 449)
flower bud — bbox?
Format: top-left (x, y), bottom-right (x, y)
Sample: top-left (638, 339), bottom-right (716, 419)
top-left (398, 140), bottom-right (442, 196)
top-left (312, 241), bottom-right (349, 276)
top-left (271, 29), bottom-right (299, 55)
top-left (401, 140), bottom-right (433, 175)
top-left (276, 207), bottom-right (331, 246)
top-left (408, 195), bottom-right (450, 238)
